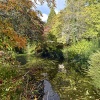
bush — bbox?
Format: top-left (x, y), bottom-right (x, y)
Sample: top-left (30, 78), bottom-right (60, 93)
top-left (64, 39), bottom-right (99, 74)
top-left (35, 41), bottom-right (64, 62)
top-left (88, 51), bottom-right (100, 89)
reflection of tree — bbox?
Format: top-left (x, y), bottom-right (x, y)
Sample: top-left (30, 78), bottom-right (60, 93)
top-left (51, 70), bottom-right (100, 99)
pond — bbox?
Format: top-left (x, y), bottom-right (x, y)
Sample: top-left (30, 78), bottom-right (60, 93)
top-left (15, 54), bottom-right (100, 100)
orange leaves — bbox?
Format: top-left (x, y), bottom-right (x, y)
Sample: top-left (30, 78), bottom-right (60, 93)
top-left (0, 1), bottom-right (14, 11)
top-left (12, 34), bottom-right (26, 48)
top-left (2, 29), bottom-right (26, 48)
top-left (0, 0), bottom-right (44, 49)
top-left (0, 18), bottom-right (26, 49)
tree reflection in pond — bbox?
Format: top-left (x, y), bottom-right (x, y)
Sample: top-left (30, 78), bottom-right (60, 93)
top-left (50, 70), bottom-right (100, 100)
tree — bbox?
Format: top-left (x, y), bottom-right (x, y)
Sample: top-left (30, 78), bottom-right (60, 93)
top-left (43, 7), bottom-right (56, 40)
top-left (47, 7), bottom-right (56, 25)
top-left (82, 2), bottom-right (100, 40)
top-left (0, 16), bottom-right (26, 50)
top-left (88, 51), bottom-right (100, 89)
top-left (0, 0), bottom-right (44, 50)
top-left (50, 10), bottom-right (65, 43)
top-left (0, 0), bottom-right (57, 50)
top-left (32, 0), bottom-right (56, 8)
top-left (62, 0), bottom-right (86, 44)
top-left (56, 0), bottom-right (100, 45)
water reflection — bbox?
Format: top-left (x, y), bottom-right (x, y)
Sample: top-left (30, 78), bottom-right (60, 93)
top-left (43, 80), bottom-right (60, 100)
top-left (15, 54), bottom-right (100, 99)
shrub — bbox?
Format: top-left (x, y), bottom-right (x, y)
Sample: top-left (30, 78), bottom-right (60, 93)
top-left (35, 41), bottom-right (64, 62)
top-left (88, 51), bottom-right (100, 89)
top-left (64, 39), bottom-right (99, 74)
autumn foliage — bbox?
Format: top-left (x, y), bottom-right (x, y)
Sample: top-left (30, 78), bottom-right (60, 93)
top-left (0, 0), bottom-right (44, 50)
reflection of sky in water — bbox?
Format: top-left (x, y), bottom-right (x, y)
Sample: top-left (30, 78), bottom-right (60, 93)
top-left (43, 80), bottom-right (60, 100)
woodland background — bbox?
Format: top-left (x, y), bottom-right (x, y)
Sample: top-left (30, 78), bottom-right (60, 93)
top-left (0, 0), bottom-right (100, 99)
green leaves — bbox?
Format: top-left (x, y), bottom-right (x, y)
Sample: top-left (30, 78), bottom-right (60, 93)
top-left (47, 7), bottom-right (56, 25)
top-left (88, 51), bottom-right (100, 89)
top-left (36, 41), bottom-right (63, 60)
top-left (83, 3), bottom-right (100, 39)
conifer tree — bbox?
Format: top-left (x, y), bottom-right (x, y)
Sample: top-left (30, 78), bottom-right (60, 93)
top-left (47, 7), bottom-right (56, 25)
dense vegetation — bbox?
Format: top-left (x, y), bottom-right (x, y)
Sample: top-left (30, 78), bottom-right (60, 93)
top-left (0, 0), bottom-right (100, 99)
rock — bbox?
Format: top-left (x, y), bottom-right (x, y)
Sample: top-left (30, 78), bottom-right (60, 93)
top-left (58, 64), bottom-right (66, 73)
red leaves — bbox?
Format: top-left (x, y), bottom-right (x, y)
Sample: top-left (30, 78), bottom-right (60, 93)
top-left (44, 26), bottom-right (51, 34)
top-left (0, 80), bottom-right (3, 84)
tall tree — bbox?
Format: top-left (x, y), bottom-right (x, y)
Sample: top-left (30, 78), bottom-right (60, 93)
top-left (47, 7), bottom-right (56, 25)
top-left (82, 1), bottom-right (100, 40)
top-left (50, 10), bottom-right (64, 43)
top-left (43, 7), bottom-right (56, 37)
top-left (0, 0), bottom-right (44, 50)
top-left (62, 0), bottom-right (87, 44)
top-left (63, 0), bottom-right (100, 44)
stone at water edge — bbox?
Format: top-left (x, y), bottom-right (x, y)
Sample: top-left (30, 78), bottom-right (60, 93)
top-left (58, 64), bottom-right (66, 73)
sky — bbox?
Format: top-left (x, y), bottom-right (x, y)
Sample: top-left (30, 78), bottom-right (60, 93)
top-left (32, 0), bottom-right (66, 22)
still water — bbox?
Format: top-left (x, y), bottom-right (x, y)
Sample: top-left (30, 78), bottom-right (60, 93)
top-left (43, 80), bottom-right (60, 100)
